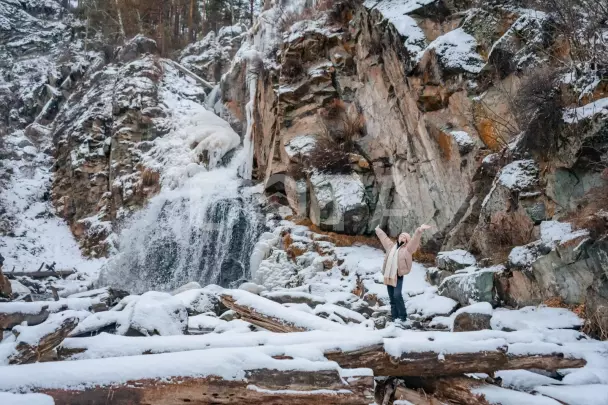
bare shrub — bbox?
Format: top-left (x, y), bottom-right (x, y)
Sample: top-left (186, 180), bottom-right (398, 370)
top-left (526, 0), bottom-right (608, 67)
top-left (278, 7), bottom-right (313, 32)
top-left (306, 136), bottom-right (352, 174)
top-left (584, 304), bottom-right (608, 341)
top-left (512, 67), bottom-right (564, 156)
top-left (281, 56), bottom-right (304, 79)
top-left (337, 107), bottom-right (365, 151)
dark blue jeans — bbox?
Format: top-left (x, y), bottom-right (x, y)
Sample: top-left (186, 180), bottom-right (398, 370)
top-left (387, 276), bottom-right (407, 322)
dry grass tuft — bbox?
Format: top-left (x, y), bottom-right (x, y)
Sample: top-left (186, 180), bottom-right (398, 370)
top-left (292, 217), bottom-right (383, 249)
top-left (561, 185), bottom-right (608, 239)
top-left (584, 305), bottom-right (608, 341)
top-left (412, 251), bottom-right (437, 265)
top-left (283, 232), bottom-right (308, 261)
top-left (141, 167), bottom-right (160, 187)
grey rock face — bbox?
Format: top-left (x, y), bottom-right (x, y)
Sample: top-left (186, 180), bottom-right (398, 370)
top-left (439, 267), bottom-right (501, 306)
top-left (453, 311), bottom-right (492, 332)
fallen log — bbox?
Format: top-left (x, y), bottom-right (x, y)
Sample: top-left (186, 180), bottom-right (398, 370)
top-left (0, 304), bottom-right (49, 329)
top-left (325, 344), bottom-right (586, 377)
top-left (393, 386), bottom-right (447, 405)
top-left (0, 297), bottom-right (107, 330)
top-left (220, 290), bottom-right (344, 333)
top-left (4, 312), bottom-right (79, 365)
top-left (0, 347), bottom-right (374, 405)
top-left (421, 377), bottom-right (492, 405)
top-left (163, 59), bottom-right (215, 90)
top-left (6, 270), bottom-right (76, 279)
top-left (57, 330), bottom-right (586, 378)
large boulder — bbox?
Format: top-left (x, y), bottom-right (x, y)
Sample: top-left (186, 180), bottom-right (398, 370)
top-left (128, 292), bottom-right (188, 336)
top-left (499, 224), bottom-right (596, 307)
top-left (116, 35), bottom-right (158, 63)
top-left (472, 160), bottom-right (541, 257)
top-left (309, 172), bottom-right (370, 234)
top-left (439, 266), bottom-right (503, 306)
top-left (452, 302), bottom-right (493, 332)
top-left (174, 289), bottom-right (221, 316)
top-left (436, 249), bottom-right (476, 271)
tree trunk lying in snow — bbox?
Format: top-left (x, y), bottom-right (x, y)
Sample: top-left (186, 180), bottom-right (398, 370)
top-left (8, 316), bottom-right (78, 365)
top-left (57, 331), bottom-right (586, 377)
top-left (39, 370), bottom-right (373, 405)
top-left (393, 386), bottom-right (447, 405)
top-left (5, 270), bottom-right (76, 279)
top-left (0, 305), bottom-right (50, 329)
top-left (220, 291), bottom-right (343, 333)
top-left (412, 377), bottom-right (494, 405)
top-left (0, 348), bottom-right (374, 405)
top-left (325, 344), bottom-right (586, 377)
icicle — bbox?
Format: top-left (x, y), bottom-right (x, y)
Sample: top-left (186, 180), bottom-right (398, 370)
top-left (238, 74), bottom-right (258, 181)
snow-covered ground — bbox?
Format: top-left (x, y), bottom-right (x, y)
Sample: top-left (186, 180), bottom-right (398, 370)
top-left (0, 127), bottom-right (107, 275)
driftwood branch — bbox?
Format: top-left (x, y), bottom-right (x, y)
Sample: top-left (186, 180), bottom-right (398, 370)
top-left (6, 270), bottom-right (75, 279)
top-left (0, 305), bottom-right (50, 329)
top-left (163, 59), bottom-right (215, 90)
top-left (8, 316), bottom-right (78, 365)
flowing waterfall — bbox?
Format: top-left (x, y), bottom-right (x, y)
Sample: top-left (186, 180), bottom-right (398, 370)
top-left (99, 154), bottom-right (264, 293)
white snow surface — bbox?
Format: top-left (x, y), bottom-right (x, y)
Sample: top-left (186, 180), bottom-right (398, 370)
top-left (437, 249), bottom-right (477, 268)
top-left (496, 370), bottom-right (563, 392)
top-left (498, 159), bottom-right (539, 191)
top-left (0, 392), bottom-right (55, 405)
top-left (127, 292), bottom-right (188, 336)
top-left (454, 302), bottom-right (493, 316)
top-left (534, 384), bottom-right (608, 405)
top-left (188, 314), bottom-right (226, 331)
top-left (473, 385), bottom-right (561, 405)
top-left (0, 346), bottom-right (348, 392)
top-left (0, 130), bottom-right (106, 274)
top-left (540, 221), bottom-right (588, 247)
top-left (426, 28), bottom-right (485, 73)
top-left (491, 306), bottom-right (583, 332)
top-left (563, 97), bottom-right (608, 123)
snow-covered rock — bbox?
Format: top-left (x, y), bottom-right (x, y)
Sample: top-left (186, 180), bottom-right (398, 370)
top-left (171, 282), bottom-right (203, 295)
top-left (254, 250), bottom-right (298, 290)
top-left (498, 160), bottom-right (539, 191)
top-left (427, 28), bottom-right (485, 74)
top-left (436, 249), bottom-right (477, 271)
top-left (173, 288), bottom-right (220, 316)
top-left (313, 303), bottom-right (367, 325)
top-left (491, 306), bottom-right (583, 332)
top-left (309, 171), bottom-right (370, 235)
top-left (238, 282), bottom-right (267, 295)
top-left (405, 291), bottom-right (458, 320)
top-left (452, 302), bottom-right (493, 332)
top-left (188, 314), bottom-right (227, 334)
top-left (127, 292), bottom-right (188, 336)
top-left (439, 266), bottom-right (504, 306)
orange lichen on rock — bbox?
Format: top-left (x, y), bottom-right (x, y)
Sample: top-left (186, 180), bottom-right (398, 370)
top-left (476, 118), bottom-right (503, 151)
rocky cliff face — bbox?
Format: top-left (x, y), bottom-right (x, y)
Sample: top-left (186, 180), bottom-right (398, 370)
top-left (212, 0), bottom-right (607, 334)
top-left (218, 0), bottom-right (607, 249)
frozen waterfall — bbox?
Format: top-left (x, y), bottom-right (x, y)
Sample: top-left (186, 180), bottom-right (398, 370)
top-left (99, 75), bottom-right (265, 292)
top-left (99, 154), bottom-right (264, 293)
